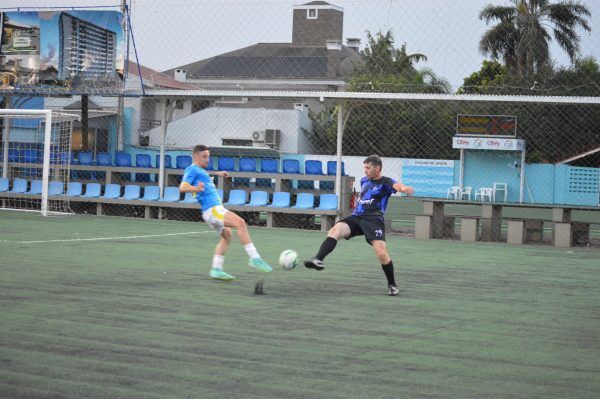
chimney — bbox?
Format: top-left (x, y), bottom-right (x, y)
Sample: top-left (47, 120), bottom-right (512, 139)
top-left (292, 2), bottom-right (344, 47)
top-left (174, 69), bottom-right (187, 82)
top-left (326, 40), bottom-right (342, 51)
top-left (346, 38), bottom-right (360, 52)
top-left (326, 41), bottom-right (342, 78)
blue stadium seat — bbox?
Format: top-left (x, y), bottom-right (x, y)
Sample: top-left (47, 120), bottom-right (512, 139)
top-left (141, 186), bottom-right (160, 201)
top-left (316, 193), bottom-right (338, 210)
top-left (305, 160), bottom-right (323, 175)
top-left (218, 157), bottom-right (236, 171)
top-left (48, 181), bottom-right (65, 196)
top-left (93, 152), bottom-right (112, 181)
top-left (82, 183), bottom-right (101, 198)
top-left (77, 151), bottom-right (93, 165)
top-left (160, 187), bottom-right (181, 202)
top-left (269, 192), bottom-right (291, 208)
top-left (8, 148), bottom-right (19, 162)
top-left (25, 180), bottom-right (42, 195)
top-left (66, 182), bottom-right (83, 197)
top-left (176, 155), bottom-right (192, 169)
top-left (96, 152), bottom-right (113, 166)
top-left (101, 184), bottom-right (121, 199)
top-left (22, 149), bottom-right (39, 163)
top-left (292, 193), bottom-right (315, 209)
top-left (246, 190), bottom-right (268, 206)
top-left (0, 178), bottom-right (9, 192)
top-left (181, 192), bottom-right (197, 203)
top-left (9, 178), bottom-right (28, 193)
top-left (75, 151), bottom-right (94, 179)
top-left (115, 152), bottom-right (132, 167)
top-left (322, 161), bottom-right (345, 190)
top-left (240, 158), bottom-right (256, 172)
top-left (260, 158), bottom-right (279, 173)
top-left (136, 154), bottom-right (152, 167)
top-left (235, 157), bottom-right (256, 187)
top-left (300, 160), bottom-right (323, 189)
top-left (282, 159), bottom-right (300, 174)
top-left (224, 189), bottom-right (246, 206)
top-left (135, 154), bottom-right (152, 182)
top-left (50, 152), bottom-right (70, 165)
top-left (327, 161), bottom-right (345, 176)
top-left (121, 185), bottom-right (141, 200)
top-left (256, 158), bottom-right (278, 188)
top-left (156, 154), bottom-right (173, 169)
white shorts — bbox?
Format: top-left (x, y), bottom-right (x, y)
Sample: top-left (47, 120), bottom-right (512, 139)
top-left (202, 205), bottom-right (229, 234)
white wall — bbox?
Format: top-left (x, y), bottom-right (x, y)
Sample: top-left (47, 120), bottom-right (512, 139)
top-left (147, 106), bottom-right (308, 152)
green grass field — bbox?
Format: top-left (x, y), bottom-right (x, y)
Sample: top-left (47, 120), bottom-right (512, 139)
top-left (1, 211), bottom-right (599, 398)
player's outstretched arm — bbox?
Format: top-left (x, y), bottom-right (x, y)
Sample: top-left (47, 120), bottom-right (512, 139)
top-left (393, 182), bottom-right (414, 196)
top-left (180, 181), bottom-right (204, 193)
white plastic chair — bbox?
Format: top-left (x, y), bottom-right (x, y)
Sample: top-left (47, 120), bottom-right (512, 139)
top-left (447, 186), bottom-right (460, 200)
top-left (492, 183), bottom-right (508, 202)
top-left (460, 186), bottom-right (472, 201)
top-left (475, 187), bottom-right (493, 201)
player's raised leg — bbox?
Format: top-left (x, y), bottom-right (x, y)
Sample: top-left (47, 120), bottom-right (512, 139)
top-left (304, 221), bottom-right (351, 270)
top-left (223, 210), bottom-right (272, 272)
top-left (372, 240), bottom-right (398, 296)
top-left (209, 227), bottom-right (236, 281)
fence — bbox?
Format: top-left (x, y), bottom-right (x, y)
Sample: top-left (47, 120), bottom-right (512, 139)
top-left (1, 0), bottom-right (599, 245)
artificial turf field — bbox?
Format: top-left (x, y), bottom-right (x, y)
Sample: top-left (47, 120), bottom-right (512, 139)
top-left (1, 211), bottom-right (599, 398)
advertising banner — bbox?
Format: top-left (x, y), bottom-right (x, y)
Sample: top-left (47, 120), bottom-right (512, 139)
top-left (1, 10), bottom-right (125, 91)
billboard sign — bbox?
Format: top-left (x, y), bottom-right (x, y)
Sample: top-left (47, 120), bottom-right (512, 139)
top-left (452, 136), bottom-right (526, 151)
top-left (456, 114), bottom-right (517, 137)
top-left (0, 10), bottom-right (125, 91)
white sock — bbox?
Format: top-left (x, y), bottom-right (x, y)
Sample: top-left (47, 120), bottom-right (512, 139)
top-left (212, 255), bottom-right (225, 270)
top-left (243, 243), bottom-right (260, 259)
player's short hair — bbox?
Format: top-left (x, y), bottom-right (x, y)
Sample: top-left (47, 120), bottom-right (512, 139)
top-left (364, 154), bottom-right (382, 170)
top-left (193, 144), bottom-right (209, 154)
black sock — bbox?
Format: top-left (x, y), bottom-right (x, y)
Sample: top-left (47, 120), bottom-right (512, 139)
top-left (315, 237), bottom-right (337, 261)
top-left (381, 261), bottom-right (395, 286)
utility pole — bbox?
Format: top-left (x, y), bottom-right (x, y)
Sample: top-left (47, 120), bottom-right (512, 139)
top-left (116, 0), bottom-right (127, 151)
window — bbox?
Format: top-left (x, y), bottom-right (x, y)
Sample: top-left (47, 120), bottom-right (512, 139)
top-left (307, 8), bottom-right (318, 19)
top-left (175, 99), bottom-right (184, 109)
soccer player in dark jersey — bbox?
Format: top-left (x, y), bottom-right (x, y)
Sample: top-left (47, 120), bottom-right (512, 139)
top-left (304, 155), bottom-right (414, 295)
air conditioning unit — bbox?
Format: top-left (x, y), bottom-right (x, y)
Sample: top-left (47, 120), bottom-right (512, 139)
top-left (252, 129), bottom-right (281, 149)
top-left (251, 131), bottom-right (265, 142)
top-left (265, 129), bottom-right (281, 149)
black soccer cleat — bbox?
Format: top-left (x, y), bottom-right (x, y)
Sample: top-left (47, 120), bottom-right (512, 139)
top-left (304, 258), bottom-right (325, 271)
top-left (388, 284), bottom-right (399, 296)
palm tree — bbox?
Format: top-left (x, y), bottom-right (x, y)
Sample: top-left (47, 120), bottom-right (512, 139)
top-left (479, 0), bottom-right (591, 77)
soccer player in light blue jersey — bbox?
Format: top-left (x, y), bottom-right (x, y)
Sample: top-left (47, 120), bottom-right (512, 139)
top-left (304, 155), bottom-right (414, 296)
top-left (179, 145), bottom-right (273, 281)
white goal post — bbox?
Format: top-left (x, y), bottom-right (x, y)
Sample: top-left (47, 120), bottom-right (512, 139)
top-left (0, 109), bottom-right (79, 216)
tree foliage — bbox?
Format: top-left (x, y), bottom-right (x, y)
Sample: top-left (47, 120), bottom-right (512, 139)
top-left (479, 0), bottom-right (591, 77)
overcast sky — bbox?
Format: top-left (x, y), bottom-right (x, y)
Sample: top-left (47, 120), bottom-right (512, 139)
top-left (3, 0), bottom-right (599, 89)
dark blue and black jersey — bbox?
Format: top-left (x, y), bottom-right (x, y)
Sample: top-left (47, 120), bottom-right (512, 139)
top-left (353, 176), bottom-right (397, 217)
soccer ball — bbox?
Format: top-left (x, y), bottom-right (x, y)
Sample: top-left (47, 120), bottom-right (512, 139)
top-left (279, 249), bottom-right (298, 270)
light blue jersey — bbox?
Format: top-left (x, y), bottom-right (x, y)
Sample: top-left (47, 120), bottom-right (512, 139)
top-left (182, 164), bottom-right (221, 210)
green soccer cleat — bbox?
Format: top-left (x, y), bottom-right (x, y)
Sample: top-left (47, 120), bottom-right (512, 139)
top-left (209, 269), bottom-right (236, 281)
top-left (248, 258), bottom-right (273, 273)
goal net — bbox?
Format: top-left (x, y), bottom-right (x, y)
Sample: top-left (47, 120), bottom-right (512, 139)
top-left (0, 109), bottom-right (78, 216)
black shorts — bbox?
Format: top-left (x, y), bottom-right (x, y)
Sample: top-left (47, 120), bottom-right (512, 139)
top-left (338, 214), bottom-right (386, 243)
